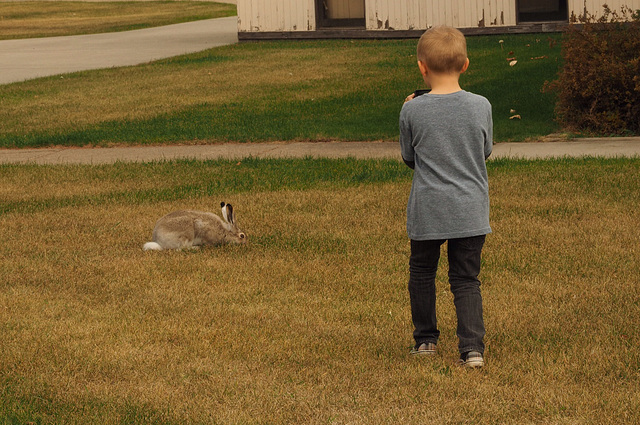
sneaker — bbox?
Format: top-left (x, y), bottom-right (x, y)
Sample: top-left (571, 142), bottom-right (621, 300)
top-left (410, 342), bottom-right (437, 356)
top-left (458, 351), bottom-right (484, 368)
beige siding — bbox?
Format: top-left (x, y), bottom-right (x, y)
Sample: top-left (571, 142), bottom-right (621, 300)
top-left (237, 0), bottom-right (316, 32)
top-left (365, 0), bottom-right (516, 30)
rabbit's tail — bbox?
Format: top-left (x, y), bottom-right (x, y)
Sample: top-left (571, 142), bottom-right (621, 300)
top-left (143, 242), bottom-right (163, 251)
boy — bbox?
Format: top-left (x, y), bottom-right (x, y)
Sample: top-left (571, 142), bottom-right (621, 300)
top-left (399, 26), bottom-right (492, 368)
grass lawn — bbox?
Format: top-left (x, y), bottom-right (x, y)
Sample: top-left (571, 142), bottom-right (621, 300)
top-left (1, 157), bottom-right (639, 424)
top-left (0, 1), bottom-right (236, 40)
top-left (2, 5), bottom-right (637, 423)
top-left (0, 34), bottom-right (562, 148)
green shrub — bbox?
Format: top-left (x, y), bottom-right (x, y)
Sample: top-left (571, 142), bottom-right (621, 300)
top-left (546, 5), bottom-right (640, 135)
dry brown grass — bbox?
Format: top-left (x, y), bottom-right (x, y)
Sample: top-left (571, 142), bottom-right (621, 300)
top-left (0, 1), bottom-right (236, 40)
top-left (1, 158), bottom-right (639, 424)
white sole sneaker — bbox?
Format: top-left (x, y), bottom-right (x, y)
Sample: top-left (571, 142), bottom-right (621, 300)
top-left (459, 351), bottom-right (484, 368)
top-left (410, 342), bottom-right (437, 356)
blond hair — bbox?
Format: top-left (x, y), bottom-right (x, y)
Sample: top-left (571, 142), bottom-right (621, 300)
top-left (417, 26), bottom-right (468, 74)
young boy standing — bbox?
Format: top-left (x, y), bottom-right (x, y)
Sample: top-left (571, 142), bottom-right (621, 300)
top-left (399, 26), bottom-right (493, 368)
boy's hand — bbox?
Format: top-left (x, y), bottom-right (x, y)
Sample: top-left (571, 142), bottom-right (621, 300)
top-left (404, 90), bottom-right (430, 104)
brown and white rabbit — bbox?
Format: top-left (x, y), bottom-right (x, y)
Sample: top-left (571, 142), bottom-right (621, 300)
top-left (143, 202), bottom-right (246, 251)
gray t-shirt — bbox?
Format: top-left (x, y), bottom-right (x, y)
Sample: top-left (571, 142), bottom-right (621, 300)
top-left (399, 90), bottom-right (493, 240)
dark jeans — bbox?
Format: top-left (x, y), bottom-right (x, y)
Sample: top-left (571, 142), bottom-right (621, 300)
top-left (408, 235), bottom-right (486, 354)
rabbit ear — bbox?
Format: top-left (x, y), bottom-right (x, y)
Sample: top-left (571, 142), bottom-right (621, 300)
top-left (226, 204), bottom-right (236, 225)
top-left (221, 202), bottom-right (229, 222)
top-left (221, 202), bottom-right (235, 224)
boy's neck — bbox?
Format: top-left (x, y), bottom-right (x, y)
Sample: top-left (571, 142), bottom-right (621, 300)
top-left (425, 72), bottom-right (462, 95)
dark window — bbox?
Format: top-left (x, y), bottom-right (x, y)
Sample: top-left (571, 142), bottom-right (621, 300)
top-left (518, 0), bottom-right (568, 22)
top-left (316, 0), bottom-right (366, 29)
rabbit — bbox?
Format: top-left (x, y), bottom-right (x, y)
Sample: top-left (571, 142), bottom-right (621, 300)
top-left (143, 202), bottom-right (247, 251)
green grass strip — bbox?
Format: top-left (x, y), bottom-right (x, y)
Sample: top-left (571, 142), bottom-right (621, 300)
top-left (3, 157), bottom-right (639, 217)
top-left (0, 157), bottom-right (412, 215)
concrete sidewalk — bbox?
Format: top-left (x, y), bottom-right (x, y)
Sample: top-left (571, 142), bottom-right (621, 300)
top-left (1, 138), bottom-right (639, 165)
top-left (0, 16), bottom-right (238, 85)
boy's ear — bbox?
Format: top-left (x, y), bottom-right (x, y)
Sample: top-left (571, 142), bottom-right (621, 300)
top-left (460, 58), bottom-right (470, 73)
top-left (418, 60), bottom-right (428, 77)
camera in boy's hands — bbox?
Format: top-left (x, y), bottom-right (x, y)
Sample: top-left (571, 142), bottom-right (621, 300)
top-left (404, 89), bottom-right (431, 104)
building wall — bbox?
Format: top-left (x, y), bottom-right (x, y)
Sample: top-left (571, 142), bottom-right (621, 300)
top-left (237, 0), bottom-right (640, 33)
top-left (237, 0), bottom-right (316, 32)
top-left (365, 0), bottom-right (516, 30)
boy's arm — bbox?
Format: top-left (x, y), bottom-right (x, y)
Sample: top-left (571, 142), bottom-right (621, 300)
top-left (403, 158), bottom-right (415, 169)
top-left (399, 106), bottom-right (415, 169)
top-left (484, 105), bottom-right (494, 160)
